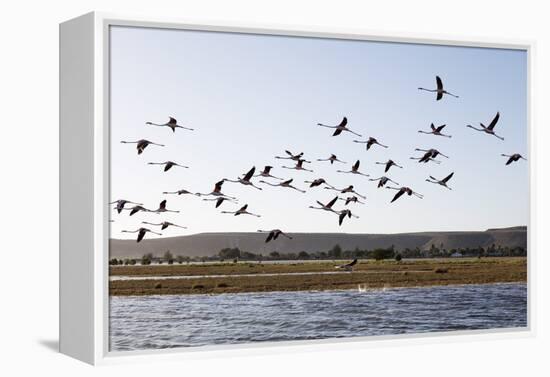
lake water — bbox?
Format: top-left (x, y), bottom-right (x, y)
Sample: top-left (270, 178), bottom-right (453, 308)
top-left (109, 283), bottom-right (527, 351)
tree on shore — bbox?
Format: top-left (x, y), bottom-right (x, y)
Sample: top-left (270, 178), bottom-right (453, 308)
top-left (369, 247), bottom-right (395, 261)
top-left (164, 250), bottom-right (174, 264)
top-left (328, 244), bottom-right (342, 259)
top-left (219, 247), bottom-right (241, 260)
top-left (141, 253), bottom-right (153, 265)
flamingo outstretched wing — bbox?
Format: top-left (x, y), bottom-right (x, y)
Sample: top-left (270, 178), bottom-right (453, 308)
top-left (391, 189), bottom-right (405, 203)
top-left (442, 172), bottom-right (454, 183)
top-left (326, 196), bottom-right (339, 208)
top-left (243, 167), bottom-right (256, 181)
top-left (487, 112), bottom-right (500, 130)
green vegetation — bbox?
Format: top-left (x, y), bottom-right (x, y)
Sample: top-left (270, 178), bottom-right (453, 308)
top-left (164, 250), bottom-right (174, 265)
top-left (370, 247), bottom-right (395, 261)
top-left (328, 244), bottom-right (342, 259)
top-left (141, 253), bottom-right (153, 266)
top-left (134, 244), bottom-right (526, 265)
top-left (218, 247), bottom-right (241, 260)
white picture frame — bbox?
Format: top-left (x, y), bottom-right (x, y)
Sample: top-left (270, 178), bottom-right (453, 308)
top-left (59, 11), bottom-right (535, 365)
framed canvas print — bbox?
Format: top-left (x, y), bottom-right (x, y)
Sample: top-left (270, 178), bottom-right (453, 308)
top-left (60, 12), bottom-right (533, 365)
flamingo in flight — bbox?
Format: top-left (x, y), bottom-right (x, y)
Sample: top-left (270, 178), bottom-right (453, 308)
top-left (110, 199), bottom-right (142, 214)
top-left (121, 227), bottom-right (161, 243)
top-left (411, 148), bottom-right (448, 164)
top-left (146, 117), bottom-right (194, 132)
top-left (257, 229), bottom-right (293, 243)
top-left (202, 196), bottom-right (237, 208)
top-left (325, 185), bottom-right (366, 199)
top-left (221, 204), bottom-right (261, 217)
top-left (353, 137), bottom-right (388, 150)
top-left (151, 200), bottom-right (179, 214)
top-left (337, 160), bottom-right (370, 177)
top-left (336, 209), bottom-right (359, 226)
top-left (309, 196), bottom-right (339, 213)
top-left (282, 159), bottom-right (313, 172)
top-left (254, 166), bottom-right (283, 180)
top-left (142, 221), bottom-right (187, 230)
top-left (338, 196), bottom-right (365, 205)
top-left (275, 150), bottom-right (308, 162)
top-left (317, 154), bottom-right (346, 164)
top-left (501, 153), bottom-right (527, 166)
top-left (466, 112), bottom-right (504, 140)
top-left (224, 167), bottom-right (263, 190)
top-left (148, 161), bottom-right (189, 171)
top-left (317, 116), bottom-right (362, 137)
top-left (376, 159), bottom-right (403, 173)
top-left (336, 259), bottom-right (358, 272)
top-left (120, 139), bottom-right (164, 155)
top-left (386, 186), bottom-right (424, 203)
top-left (304, 178), bottom-right (335, 189)
top-left (123, 205), bottom-right (152, 216)
top-left (195, 180), bottom-right (236, 199)
top-left (369, 176), bottom-right (399, 188)
top-left (163, 188), bottom-right (195, 196)
top-left (418, 76), bottom-right (459, 100)
top-left (426, 172), bottom-right (454, 190)
top-left (260, 178), bottom-right (306, 193)
top-left (418, 123), bottom-right (452, 138)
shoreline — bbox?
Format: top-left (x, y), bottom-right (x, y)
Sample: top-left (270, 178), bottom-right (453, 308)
top-left (109, 257), bottom-right (526, 296)
top-left (110, 281), bottom-right (527, 299)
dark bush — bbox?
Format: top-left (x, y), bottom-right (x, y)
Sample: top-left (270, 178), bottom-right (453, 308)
top-left (369, 248), bottom-right (395, 261)
top-left (141, 253), bottom-right (153, 265)
top-left (164, 250), bottom-right (174, 264)
top-left (219, 247), bottom-right (241, 259)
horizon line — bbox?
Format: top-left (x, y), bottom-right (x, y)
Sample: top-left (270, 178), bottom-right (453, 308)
top-left (110, 225), bottom-right (527, 241)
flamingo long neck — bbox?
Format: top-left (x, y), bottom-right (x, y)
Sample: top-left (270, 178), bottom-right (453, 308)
top-left (469, 125), bottom-right (485, 131)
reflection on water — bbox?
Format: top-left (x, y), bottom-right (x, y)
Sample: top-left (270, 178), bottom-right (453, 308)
top-left (109, 283), bottom-right (527, 351)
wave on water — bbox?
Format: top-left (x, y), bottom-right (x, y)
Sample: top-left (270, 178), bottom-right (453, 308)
top-left (109, 282), bottom-right (527, 351)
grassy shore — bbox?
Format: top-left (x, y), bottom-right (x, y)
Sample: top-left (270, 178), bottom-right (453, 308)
top-left (109, 257), bottom-right (526, 296)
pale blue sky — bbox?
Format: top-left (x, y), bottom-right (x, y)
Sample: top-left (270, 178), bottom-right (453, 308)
top-left (109, 26), bottom-right (528, 239)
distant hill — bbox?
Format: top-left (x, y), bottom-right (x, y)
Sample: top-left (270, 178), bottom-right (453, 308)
top-left (109, 226), bottom-right (527, 258)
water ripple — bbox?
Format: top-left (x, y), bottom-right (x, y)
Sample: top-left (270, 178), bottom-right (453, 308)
top-left (109, 283), bottom-right (527, 351)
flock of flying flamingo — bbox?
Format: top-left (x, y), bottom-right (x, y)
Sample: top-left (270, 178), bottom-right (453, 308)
top-left (112, 76), bottom-right (526, 244)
